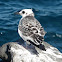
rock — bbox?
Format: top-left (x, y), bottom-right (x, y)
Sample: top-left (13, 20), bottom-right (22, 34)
top-left (0, 42), bottom-right (19, 62)
top-left (0, 42), bottom-right (62, 62)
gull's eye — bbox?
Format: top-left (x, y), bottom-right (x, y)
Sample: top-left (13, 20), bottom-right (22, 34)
top-left (22, 11), bottom-right (25, 14)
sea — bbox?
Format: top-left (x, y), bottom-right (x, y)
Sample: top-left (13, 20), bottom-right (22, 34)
top-left (0, 0), bottom-right (62, 54)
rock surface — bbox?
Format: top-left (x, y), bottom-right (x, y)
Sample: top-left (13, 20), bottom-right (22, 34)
top-left (0, 42), bottom-right (62, 62)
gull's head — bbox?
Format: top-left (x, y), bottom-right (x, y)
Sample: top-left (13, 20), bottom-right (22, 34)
top-left (15, 9), bottom-right (34, 17)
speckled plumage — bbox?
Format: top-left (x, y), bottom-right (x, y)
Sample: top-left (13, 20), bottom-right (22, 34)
top-left (18, 16), bottom-right (46, 48)
top-left (18, 9), bottom-right (46, 50)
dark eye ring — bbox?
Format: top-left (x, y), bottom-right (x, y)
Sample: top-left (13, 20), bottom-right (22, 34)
top-left (22, 11), bottom-right (25, 14)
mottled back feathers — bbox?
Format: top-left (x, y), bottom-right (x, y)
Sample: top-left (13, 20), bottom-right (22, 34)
top-left (18, 16), bottom-right (46, 46)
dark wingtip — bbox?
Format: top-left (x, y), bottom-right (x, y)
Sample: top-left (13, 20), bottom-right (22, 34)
top-left (27, 40), bottom-right (46, 51)
top-left (39, 44), bottom-right (46, 51)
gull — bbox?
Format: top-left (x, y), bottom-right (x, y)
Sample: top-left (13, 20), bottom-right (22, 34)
top-left (15, 9), bottom-right (46, 51)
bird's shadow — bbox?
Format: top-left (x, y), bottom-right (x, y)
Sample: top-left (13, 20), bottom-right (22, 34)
top-left (16, 39), bottom-right (38, 54)
top-left (18, 42), bottom-right (38, 55)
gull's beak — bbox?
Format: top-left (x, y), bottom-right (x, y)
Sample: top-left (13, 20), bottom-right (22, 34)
top-left (14, 10), bottom-right (22, 15)
top-left (14, 12), bottom-right (20, 15)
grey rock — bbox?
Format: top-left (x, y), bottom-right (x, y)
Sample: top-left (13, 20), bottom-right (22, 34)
top-left (0, 42), bottom-right (62, 62)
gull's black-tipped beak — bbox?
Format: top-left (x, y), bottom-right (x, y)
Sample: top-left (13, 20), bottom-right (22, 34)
top-left (14, 12), bottom-right (19, 15)
top-left (14, 9), bottom-right (22, 15)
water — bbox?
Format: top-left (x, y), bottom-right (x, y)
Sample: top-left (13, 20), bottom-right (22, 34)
top-left (0, 0), bottom-right (62, 53)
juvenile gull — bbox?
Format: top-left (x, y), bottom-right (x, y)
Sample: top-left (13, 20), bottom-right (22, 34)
top-left (16, 9), bottom-right (46, 51)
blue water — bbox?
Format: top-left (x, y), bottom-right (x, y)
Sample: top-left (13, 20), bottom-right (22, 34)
top-left (0, 0), bottom-right (62, 53)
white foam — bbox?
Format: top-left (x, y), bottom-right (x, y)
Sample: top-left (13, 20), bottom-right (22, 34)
top-left (56, 34), bottom-right (62, 38)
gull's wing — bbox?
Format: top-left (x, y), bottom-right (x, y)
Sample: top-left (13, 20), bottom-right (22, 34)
top-left (18, 16), bottom-right (46, 45)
